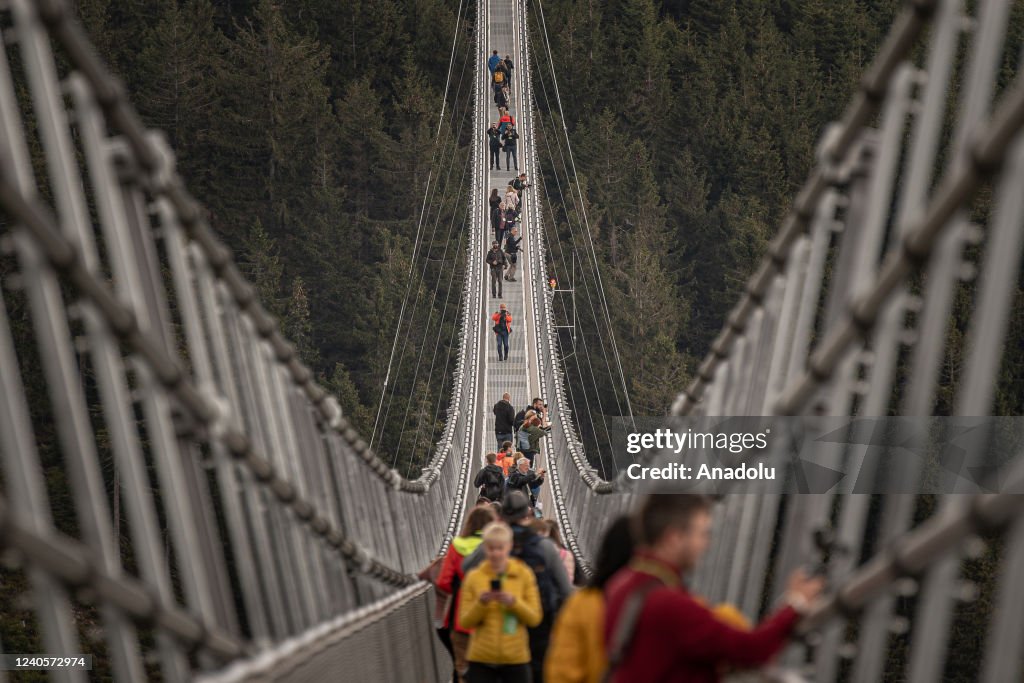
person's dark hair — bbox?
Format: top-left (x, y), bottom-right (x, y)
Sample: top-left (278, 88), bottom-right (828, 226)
top-left (490, 188), bottom-right (499, 199)
top-left (532, 397), bottom-right (542, 405)
top-left (461, 505), bottom-right (497, 537)
top-left (501, 440), bottom-right (513, 451)
top-left (591, 516), bottom-right (635, 589)
top-left (485, 452), bottom-right (497, 464)
top-left (475, 495), bottom-right (491, 505)
top-left (489, 501), bottom-right (502, 514)
top-left (544, 519), bottom-right (564, 549)
top-left (634, 495), bottom-right (713, 546)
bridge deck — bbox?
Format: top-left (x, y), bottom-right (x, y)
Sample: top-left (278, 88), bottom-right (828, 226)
top-left (471, 0), bottom-right (544, 495)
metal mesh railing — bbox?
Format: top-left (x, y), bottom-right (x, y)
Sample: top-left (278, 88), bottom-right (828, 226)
top-left (0, 0), bottom-right (480, 678)
top-left (194, 583), bottom-right (451, 683)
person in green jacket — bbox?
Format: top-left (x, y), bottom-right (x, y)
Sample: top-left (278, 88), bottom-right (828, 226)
top-left (438, 506), bottom-right (500, 682)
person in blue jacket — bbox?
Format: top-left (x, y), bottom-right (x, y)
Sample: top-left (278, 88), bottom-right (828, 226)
top-left (488, 50), bottom-right (501, 74)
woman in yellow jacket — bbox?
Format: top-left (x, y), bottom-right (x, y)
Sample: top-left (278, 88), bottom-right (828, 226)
top-left (544, 516), bottom-right (633, 683)
top-left (459, 521), bottom-right (542, 683)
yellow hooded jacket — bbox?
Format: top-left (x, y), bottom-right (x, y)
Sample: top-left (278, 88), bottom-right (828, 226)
top-left (459, 557), bottom-right (542, 665)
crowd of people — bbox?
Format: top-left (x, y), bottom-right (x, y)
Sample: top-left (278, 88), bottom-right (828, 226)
top-left (416, 46), bottom-right (828, 683)
top-left (424, 493), bottom-right (826, 683)
top-left (478, 395), bottom-right (552, 507)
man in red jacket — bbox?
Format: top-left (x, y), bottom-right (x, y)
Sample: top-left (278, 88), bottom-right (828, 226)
top-left (603, 495), bottom-right (824, 683)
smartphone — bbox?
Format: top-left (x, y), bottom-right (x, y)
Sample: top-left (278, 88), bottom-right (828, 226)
top-left (490, 578), bottom-right (501, 592)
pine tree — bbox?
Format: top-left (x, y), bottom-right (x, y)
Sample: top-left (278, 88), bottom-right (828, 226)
top-left (134, 0), bottom-right (224, 194)
top-left (285, 277), bottom-right (319, 366)
top-left (211, 0), bottom-right (335, 243)
top-left (240, 218), bottom-right (283, 316)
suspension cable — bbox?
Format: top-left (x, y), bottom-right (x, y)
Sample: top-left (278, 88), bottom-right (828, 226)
top-left (370, 0), bottom-right (470, 452)
top-left (532, 0), bottom-right (636, 429)
top-left (378, 41), bottom-right (475, 466)
top-left (533, 114), bottom-right (614, 477)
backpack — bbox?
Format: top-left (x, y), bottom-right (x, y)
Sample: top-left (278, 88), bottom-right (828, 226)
top-left (494, 70), bottom-right (505, 84)
top-left (480, 466), bottom-right (504, 501)
top-left (493, 310), bottom-right (507, 334)
top-left (513, 409), bottom-right (527, 431)
top-left (517, 428), bottom-right (531, 451)
top-left (513, 528), bottom-right (562, 617)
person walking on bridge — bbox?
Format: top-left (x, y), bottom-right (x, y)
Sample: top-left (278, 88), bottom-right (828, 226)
top-left (504, 228), bottom-right (522, 282)
top-left (503, 55), bottom-right (515, 87)
top-left (488, 50), bottom-right (502, 75)
top-left (498, 110), bottom-right (516, 135)
top-left (475, 452), bottom-right (507, 503)
top-left (438, 505), bottom-right (499, 683)
top-left (602, 495), bottom-right (825, 683)
top-left (488, 123), bottom-right (503, 171)
top-left (490, 188), bottom-right (504, 240)
top-left (493, 59), bottom-right (509, 90)
top-left (494, 392), bottom-right (516, 450)
top-left (487, 242), bottom-right (508, 299)
top-left (513, 173), bottom-right (530, 198)
top-left (491, 303), bottom-right (512, 362)
top-left (495, 85), bottom-right (510, 112)
top-left (502, 185), bottom-right (520, 229)
top-left (502, 124), bottom-right (520, 172)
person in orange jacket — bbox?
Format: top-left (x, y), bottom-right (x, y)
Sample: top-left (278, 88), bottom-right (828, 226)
top-left (496, 441), bottom-right (516, 477)
top-left (491, 303), bottom-right (512, 361)
top-left (438, 505), bottom-right (499, 683)
top-left (498, 111), bottom-right (516, 135)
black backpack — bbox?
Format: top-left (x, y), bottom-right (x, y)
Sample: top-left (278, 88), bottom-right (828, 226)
top-left (513, 408), bottom-right (527, 431)
top-left (513, 527), bottom-right (562, 618)
top-left (480, 466), bottom-right (504, 501)
top-left (493, 310), bottom-right (507, 334)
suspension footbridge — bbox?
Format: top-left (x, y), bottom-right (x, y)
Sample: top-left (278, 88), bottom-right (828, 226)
top-left (1, 0), bottom-right (1024, 680)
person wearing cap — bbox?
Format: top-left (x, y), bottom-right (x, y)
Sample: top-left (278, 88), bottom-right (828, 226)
top-left (486, 241), bottom-right (508, 299)
top-left (463, 491), bottom-right (573, 683)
